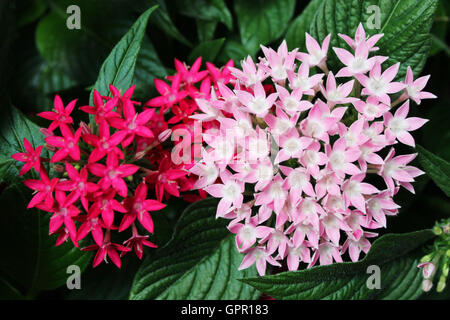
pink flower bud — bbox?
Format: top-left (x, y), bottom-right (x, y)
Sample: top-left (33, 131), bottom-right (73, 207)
top-left (418, 262), bottom-right (436, 279)
top-left (40, 128), bottom-right (53, 138)
top-left (45, 143), bottom-right (56, 152)
top-left (422, 279), bottom-right (433, 292)
top-left (158, 129), bottom-right (172, 143)
top-left (79, 121), bottom-right (92, 135)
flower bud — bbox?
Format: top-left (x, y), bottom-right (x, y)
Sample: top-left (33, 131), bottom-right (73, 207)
top-left (433, 225), bottom-right (442, 235)
top-left (443, 224), bottom-right (450, 234)
top-left (420, 254), bottom-right (433, 263)
top-left (443, 263), bottom-right (449, 277)
top-left (158, 129), bottom-right (172, 143)
top-left (40, 128), bottom-right (53, 138)
top-left (437, 275), bottom-right (446, 292)
top-left (418, 262), bottom-right (436, 279)
top-left (79, 121), bottom-right (92, 135)
top-left (44, 143), bottom-right (57, 152)
top-left (422, 279), bottom-right (433, 292)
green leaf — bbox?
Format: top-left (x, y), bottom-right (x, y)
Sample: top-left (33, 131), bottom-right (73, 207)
top-left (0, 277), bottom-right (24, 300)
top-left (0, 0), bottom-right (15, 91)
top-left (188, 38), bottom-right (225, 64)
top-left (36, 0), bottom-right (135, 84)
top-left (241, 230), bottom-right (435, 300)
top-left (90, 5), bottom-right (158, 105)
top-left (429, 1), bottom-right (448, 56)
top-left (310, 0), bottom-right (439, 79)
top-left (217, 39), bottom-right (251, 65)
top-left (129, 198), bottom-right (260, 300)
top-left (285, 0), bottom-right (323, 51)
top-left (0, 105), bottom-right (91, 297)
top-left (416, 145), bottom-right (450, 197)
top-left (176, 0), bottom-right (232, 30)
top-left (64, 256), bottom-right (142, 300)
top-left (197, 19), bottom-right (218, 43)
top-left (133, 37), bottom-right (168, 100)
top-left (0, 104), bottom-right (47, 183)
top-left (0, 184), bottom-right (91, 298)
top-left (234, 0), bottom-right (296, 55)
top-left (13, 54), bottom-right (78, 112)
top-left (145, 0), bottom-right (192, 47)
top-left (17, 0), bottom-right (47, 27)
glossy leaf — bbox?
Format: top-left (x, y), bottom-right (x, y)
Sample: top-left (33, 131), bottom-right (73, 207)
top-left (188, 38), bottom-right (225, 64)
top-left (129, 198), bottom-right (260, 300)
top-left (310, 0), bottom-right (439, 79)
top-left (285, 0), bottom-right (323, 51)
top-left (416, 145), bottom-right (450, 197)
top-left (234, 0), bottom-right (296, 55)
top-left (176, 0), bottom-right (232, 30)
top-left (90, 5), bottom-right (158, 104)
top-left (0, 105), bottom-right (91, 297)
top-left (240, 230), bottom-right (434, 300)
top-left (0, 103), bottom-right (47, 183)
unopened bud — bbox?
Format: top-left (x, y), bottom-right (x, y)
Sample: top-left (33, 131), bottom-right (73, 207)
top-left (421, 254), bottom-right (433, 263)
top-left (443, 264), bottom-right (449, 277)
top-left (443, 224), bottom-right (450, 234)
top-left (418, 262), bottom-right (436, 279)
top-left (79, 121), bottom-right (92, 135)
top-left (433, 225), bottom-right (442, 235)
top-left (44, 143), bottom-right (57, 152)
top-left (74, 164), bottom-right (81, 170)
top-left (437, 275), bottom-right (446, 292)
top-left (422, 279), bottom-right (433, 292)
top-left (127, 175), bottom-right (133, 182)
top-left (134, 151), bottom-right (146, 161)
top-left (158, 129), bottom-right (172, 143)
top-left (40, 128), bottom-right (53, 138)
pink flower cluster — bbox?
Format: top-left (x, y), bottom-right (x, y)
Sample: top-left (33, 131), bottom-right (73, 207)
top-left (12, 67), bottom-right (236, 267)
top-left (190, 24), bottom-right (436, 276)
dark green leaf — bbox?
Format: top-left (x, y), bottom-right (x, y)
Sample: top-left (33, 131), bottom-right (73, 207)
top-left (241, 230), bottom-right (434, 300)
top-left (188, 38), bottom-right (225, 64)
top-left (416, 145), bottom-right (450, 197)
top-left (217, 39), bottom-right (251, 65)
top-left (36, 0), bottom-right (135, 84)
top-left (0, 277), bottom-right (24, 300)
top-left (176, 0), bottom-right (232, 30)
top-left (17, 0), bottom-right (47, 27)
top-left (64, 256), bottom-right (142, 300)
top-left (429, 1), bottom-right (448, 56)
top-left (310, 0), bottom-right (439, 79)
top-left (0, 104), bottom-right (47, 183)
top-left (145, 0), bottom-right (192, 47)
top-left (0, 105), bottom-right (91, 297)
top-left (197, 19), bottom-right (218, 43)
top-left (0, 183), bottom-right (91, 298)
top-left (234, 0), bottom-right (296, 55)
top-left (89, 5), bottom-right (158, 105)
top-left (285, 0), bottom-right (323, 51)
top-left (129, 198), bottom-right (260, 300)
top-left (133, 37), bottom-right (168, 100)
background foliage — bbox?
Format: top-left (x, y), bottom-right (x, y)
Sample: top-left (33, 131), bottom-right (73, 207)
top-left (0, 0), bottom-right (449, 300)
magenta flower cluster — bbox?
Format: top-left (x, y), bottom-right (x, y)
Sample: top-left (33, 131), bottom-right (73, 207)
top-left (190, 24), bottom-right (436, 276)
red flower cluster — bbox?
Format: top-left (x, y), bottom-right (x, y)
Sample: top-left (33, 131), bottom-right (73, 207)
top-left (12, 57), bottom-right (235, 268)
